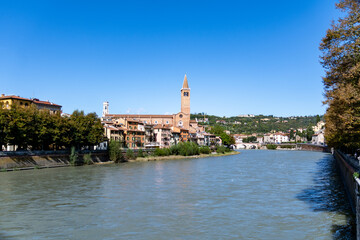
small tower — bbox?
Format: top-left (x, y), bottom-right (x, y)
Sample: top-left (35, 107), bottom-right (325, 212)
top-left (181, 74), bottom-right (190, 115)
top-left (102, 101), bottom-right (109, 117)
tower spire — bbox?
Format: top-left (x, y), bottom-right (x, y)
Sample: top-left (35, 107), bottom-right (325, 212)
top-left (182, 74), bottom-right (189, 89)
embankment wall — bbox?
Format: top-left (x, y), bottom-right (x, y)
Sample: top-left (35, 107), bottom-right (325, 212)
top-left (0, 151), bottom-right (109, 170)
top-left (297, 144), bottom-right (329, 152)
top-left (333, 150), bottom-right (360, 240)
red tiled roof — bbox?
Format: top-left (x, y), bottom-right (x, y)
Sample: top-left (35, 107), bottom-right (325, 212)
top-left (33, 100), bottom-right (62, 107)
top-left (154, 124), bottom-right (171, 129)
top-left (0, 95), bottom-right (62, 107)
top-left (106, 114), bottom-right (174, 118)
top-left (0, 95), bottom-right (32, 101)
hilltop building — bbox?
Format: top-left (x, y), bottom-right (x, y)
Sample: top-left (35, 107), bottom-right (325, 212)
top-left (0, 94), bottom-right (62, 114)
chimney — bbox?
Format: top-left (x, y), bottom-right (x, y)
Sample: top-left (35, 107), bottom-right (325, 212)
top-left (1, 94), bottom-right (4, 97)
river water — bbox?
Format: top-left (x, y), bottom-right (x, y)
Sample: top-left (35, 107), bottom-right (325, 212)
top-left (0, 150), bottom-right (355, 239)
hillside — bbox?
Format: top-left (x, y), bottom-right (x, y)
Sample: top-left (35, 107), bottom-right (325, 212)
top-left (191, 113), bottom-right (322, 134)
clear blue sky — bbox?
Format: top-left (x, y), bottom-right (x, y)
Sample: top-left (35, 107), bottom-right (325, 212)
top-left (1, 0), bottom-right (341, 117)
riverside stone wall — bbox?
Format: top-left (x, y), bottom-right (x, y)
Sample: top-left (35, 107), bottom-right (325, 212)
top-left (297, 143), bottom-right (329, 152)
top-left (0, 151), bottom-right (109, 170)
top-left (334, 150), bottom-right (357, 212)
top-left (333, 150), bottom-right (360, 240)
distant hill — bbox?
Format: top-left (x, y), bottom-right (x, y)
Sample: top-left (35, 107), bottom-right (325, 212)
top-left (191, 113), bottom-right (323, 134)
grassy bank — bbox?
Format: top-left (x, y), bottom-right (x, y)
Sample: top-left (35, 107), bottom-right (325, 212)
top-left (128, 150), bottom-right (240, 162)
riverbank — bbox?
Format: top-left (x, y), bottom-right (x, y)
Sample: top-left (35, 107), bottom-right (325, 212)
top-left (127, 150), bottom-right (240, 162)
top-left (0, 151), bottom-right (239, 172)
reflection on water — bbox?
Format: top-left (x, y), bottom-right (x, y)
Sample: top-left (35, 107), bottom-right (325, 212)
top-left (297, 155), bottom-right (355, 239)
top-left (0, 150), bottom-right (355, 239)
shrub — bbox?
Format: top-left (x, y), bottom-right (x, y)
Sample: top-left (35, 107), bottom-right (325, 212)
top-left (154, 148), bottom-right (171, 156)
top-left (279, 145), bottom-right (295, 149)
top-left (70, 146), bottom-right (81, 165)
top-left (266, 144), bottom-right (277, 150)
top-left (109, 140), bottom-right (125, 163)
top-left (199, 146), bottom-right (211, 154)
top-left (126, 149), bottom-right (136, 160)
top-left (170, 144), bottom-right (180, 155)
top-left (137, 149), bottom-right (144, 158)
top-left (216, 145), bottom-right (227, 154)
top-left (83, 153), bottom-right (94, 165)
top-left (178, 142), bottom-right (200, 156)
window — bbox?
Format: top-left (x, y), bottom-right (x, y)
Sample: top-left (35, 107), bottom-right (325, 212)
top-left (129, 126), bottom-right (132, 129)
top-left (179, 114), bottom-right (183, 118)
top-left (178, 121), bottom-right (183, 126)
top-left (184, 92), bottom-right (189, 97)
top-left (166, 121), bottom-right (169, 124)
top-left (127, 137), bottom-right (129, 140)
top-left (155, 121), bottom-right (158, 124)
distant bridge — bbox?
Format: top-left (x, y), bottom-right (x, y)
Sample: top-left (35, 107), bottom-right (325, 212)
top-left (233, 143), bottom-right (329, 152)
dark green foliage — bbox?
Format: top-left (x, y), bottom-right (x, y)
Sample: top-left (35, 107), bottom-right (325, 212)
top-left (69, 146), bottom-right (81, 165)
top-left (0, 104), bottom-right (104, 150)
top-left (170, 144), bottom-right (180, 155)
top-left (192, 114), bottom-right (322, 135)
top-left (243, 136), bottom-right (257, 143)
top-left (178, 142), bottom-right (200, 156)
top-left (266, 144), bottom-right (277, 150)
top-left (279, 145), bottom-right (296, 149)
top-left (109, 140), bottom-right (125, 163)
top-left (154, 148), bottom-right (171, 156)
top-left (126, 149), bottom-right (136, 160)
top-left (137, 149), bottom-right (144, 158)
top-left (216, 145), bottom-right (228, 154)
top-left (83, 153), bottom-right (94, 165)
top-left (207, 124), bottom-right (235, 145)
top-left (305, 125), bottom-right (314, 141)
top-left (199, 146), bottom-right (211, 154)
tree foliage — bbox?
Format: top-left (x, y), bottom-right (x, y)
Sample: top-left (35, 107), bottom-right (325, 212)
top-left (0, 104), bottom-right (103, 150)
top-left (208, 124), bottom-right (235, 146)
top-left (320, 0), bottom-right (360, 150)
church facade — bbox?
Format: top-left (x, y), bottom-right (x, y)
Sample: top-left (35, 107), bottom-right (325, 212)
top-left (104, 75), bottom-right (191, 130)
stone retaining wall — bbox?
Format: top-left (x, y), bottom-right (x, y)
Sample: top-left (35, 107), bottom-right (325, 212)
top-left (333, 150), bottom-right (360, 240)
top-left (0, 152), bottom-right (109, 170)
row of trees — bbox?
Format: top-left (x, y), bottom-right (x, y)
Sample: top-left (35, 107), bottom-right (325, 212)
top-left (0, 104), bottom-right (104, 151)
top-left (321, 0), bottom-right (360, 151)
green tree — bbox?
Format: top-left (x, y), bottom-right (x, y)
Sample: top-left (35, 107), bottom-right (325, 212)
top-left (220, 132), bottom-right (235, 146)
top-left (0, 105), bottom-right (9, 150)
top-left (320, 0), bottom-right (360, 151)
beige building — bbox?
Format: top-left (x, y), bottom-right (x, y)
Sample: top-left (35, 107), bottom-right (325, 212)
top-left (0, 94), bottom-right (62, 114)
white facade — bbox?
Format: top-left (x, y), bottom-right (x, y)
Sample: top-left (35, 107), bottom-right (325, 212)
top-left (313, 121), bottom-right (325, 133)
top-left (312, 131), bottom-right (325, 145)
top-left (102, 101), bottom-right (109, 117)
top-left (274, 133), bottom-right (289, 143)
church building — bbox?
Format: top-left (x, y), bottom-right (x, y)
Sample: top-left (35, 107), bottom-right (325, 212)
top-left (104, 74), bottom-right (191, 130)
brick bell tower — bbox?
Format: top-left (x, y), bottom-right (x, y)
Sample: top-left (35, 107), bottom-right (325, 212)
top-left (181, 74), bottom-right (190, 115)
